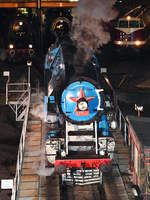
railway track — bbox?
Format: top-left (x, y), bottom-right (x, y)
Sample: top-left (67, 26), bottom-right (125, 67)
top-left (103, 129), bottom-right (135, 200)
top-left (103, 165), bottom-right (130, 200)
top-left (46, 174), bottom-right (105, 200)
top-left (45, 130), bottom-right (134, 200)
top-left (61, 183), bottom-right (105, 200)
top-left (46, 165), bottom-right (133, 200)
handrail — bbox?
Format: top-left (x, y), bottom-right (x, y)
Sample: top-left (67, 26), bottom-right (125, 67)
top-left (116, 105), bottom-right (129, 146)
top-left (103, 74), bottom-right (129, 146)
top-left (7, 83), bottom-right (29, 104)
top-left (7, 83), bottom-right (30, 121)
top-left (11, 88), bottom-right (30, 200)
top-left (15, 89), bottom-right (30, 121)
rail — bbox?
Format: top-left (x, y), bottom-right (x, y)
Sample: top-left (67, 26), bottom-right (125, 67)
top-left (11, 88), bottom-right (30, 200)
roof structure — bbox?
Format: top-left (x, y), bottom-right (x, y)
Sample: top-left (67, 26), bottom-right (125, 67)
top-left (126, 115), bottom-right (150, 148)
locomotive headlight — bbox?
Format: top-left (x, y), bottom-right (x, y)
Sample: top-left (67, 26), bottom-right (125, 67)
top-left (135, 40), bottom-right (141, 46)
top-left (99, 149), bottom-right (105, 156)
top-left (29, 44), bottom-right (33, 49)
top-left (78, 101), bottom-right (88, 111)
top-left (9, 44), bottom-right (14, 49)
top-left (117, 41), bottom-right (123, 45)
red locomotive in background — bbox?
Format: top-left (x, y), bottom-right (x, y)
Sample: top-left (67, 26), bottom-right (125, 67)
top-left (113, 15), bottom-right (147, 47)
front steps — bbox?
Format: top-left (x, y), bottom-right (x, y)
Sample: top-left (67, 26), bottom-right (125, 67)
top-left (16, 108), bottom-right (45, 199)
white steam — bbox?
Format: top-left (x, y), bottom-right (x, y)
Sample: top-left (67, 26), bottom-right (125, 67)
top-left (0, 49), bottom-right (7, 61)
top-left (36, 167), bottom-right (55, 176)
top-left (30, 103), bottom-right (46, 121)
top-left (71, 0), bottom-right (118, 56)
top-left (32, 147), bottom-right (55, 176)
top-left (30, 92), bottom-right (56, 176)
top-left (30, 91), bottom-right (47, 122)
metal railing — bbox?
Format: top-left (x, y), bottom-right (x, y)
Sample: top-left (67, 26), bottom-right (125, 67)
top-left (116, 105), bottom-right (129, 146)
top-left (7, 83), bottom-right (30, 121)
top-left (11, 88), bottom-right (30, 200)
top-left (102, 74), bottom-right (129, 146)
top-left (4, 82), bottom-right (31, 199)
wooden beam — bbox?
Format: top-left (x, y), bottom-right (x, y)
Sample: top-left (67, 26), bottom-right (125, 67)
top-left (0, 2), bottom-right (36, 8)
top-left (0, 1), bottom-right (78, 8)
top-left (41, 2), bottom-right (77, 8)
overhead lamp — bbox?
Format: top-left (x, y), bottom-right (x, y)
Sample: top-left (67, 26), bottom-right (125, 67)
top-left (19, 21), bottom-right (23, 26)
top-left (27, 60), bottom-right (32, 67)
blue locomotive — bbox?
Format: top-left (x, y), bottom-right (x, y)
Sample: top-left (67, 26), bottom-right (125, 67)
top-left (44, 40), bottom-right (116, 185)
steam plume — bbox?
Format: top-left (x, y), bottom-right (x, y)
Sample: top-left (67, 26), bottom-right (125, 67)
top-left (30, 91), bottom-right (46, 122)
top-left (36, 147), bottom-right (54, 176)
top-left (32, 147), bottom-right (55, 176)
top-left (71, 0), bottom-right (118, 62)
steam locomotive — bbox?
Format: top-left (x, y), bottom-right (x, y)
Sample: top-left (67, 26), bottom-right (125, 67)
top-left (44, 8), bottom-right (72, 51)
top-left (6, 13), bottom-right (35, 62)
top-left (44, 39), bottom-right (117, 185)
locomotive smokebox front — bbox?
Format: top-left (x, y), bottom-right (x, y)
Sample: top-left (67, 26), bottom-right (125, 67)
top-left (61, 78), bottom-right (104, 124)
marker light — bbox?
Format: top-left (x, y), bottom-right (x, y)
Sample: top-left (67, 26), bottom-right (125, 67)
top-left (9, 44), bottom-right (14, 49)
top-left (29, 44), bottom-right (33, 49)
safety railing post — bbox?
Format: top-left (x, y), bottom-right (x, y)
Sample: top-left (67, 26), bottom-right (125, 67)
top-left (95, 121), bottom-right (98, 154)
top-left (124, 122), bottom-right (127, 144)
top-left (66, 121), bottom-right (68, 155)
top-left (119, 110), bottom-right (122, 130)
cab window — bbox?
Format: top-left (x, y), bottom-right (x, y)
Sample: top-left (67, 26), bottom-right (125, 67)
top-left (119, 20), bottom-right (128, 28)
top-left (129, 20), bottom-right (139, 28)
